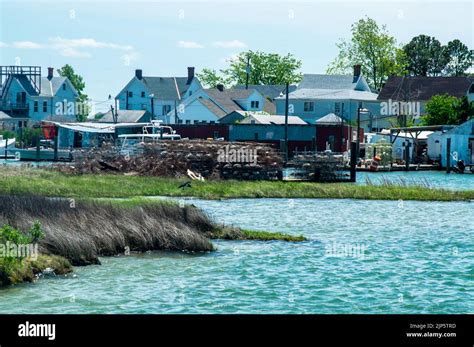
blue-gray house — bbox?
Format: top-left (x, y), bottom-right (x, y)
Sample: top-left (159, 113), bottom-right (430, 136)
top-left (115, 67), bottom-right (202, 123)
top-left (0, 66), bottom-right (79, 125)
top-left (275, 65), bottom-right (379, 127)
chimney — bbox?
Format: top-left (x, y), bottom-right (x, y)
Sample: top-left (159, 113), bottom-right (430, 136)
top-left (135, 69), bottom-right (143, 80)
top-left (216, 84), bottom-right (224, 92)
top-left (47, 67), bottom-right (54, 80)
top-left (353, 64), bottom-right (361, 79)
top-left (187, 67), bottom-right (195, 84)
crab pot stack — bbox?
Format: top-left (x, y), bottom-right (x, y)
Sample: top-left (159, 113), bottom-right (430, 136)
top-left (58, 140), bottom-right (283, 180)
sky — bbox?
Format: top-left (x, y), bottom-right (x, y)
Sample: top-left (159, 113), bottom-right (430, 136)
top-left (0, 0), bottom-right (473, 112)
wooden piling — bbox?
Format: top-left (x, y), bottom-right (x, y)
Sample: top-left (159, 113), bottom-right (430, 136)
top-left (446, 138), bottom-right (451, 173)
top-left (350, 141), bottom-right (357, 182)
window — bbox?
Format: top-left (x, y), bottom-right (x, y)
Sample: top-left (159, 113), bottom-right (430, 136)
top-left (358, 102), bottom-right (363, 109)
top-left (162, 105), bottom-right (171, 114)
top-left (193, 120), bottom-right (199, 124)
top-left (62, 84), bottom-right (66, 91)
top-left (210, 121), bottom-right (215, 124)
top-left (335, 102), bottom-right (341, 115)
top-left (177, 119), bottom-right (183, 124)
top-left (128, 91), bottom-right (133, 98)
top-left (251, 101), bottom-right (259, 108)
top-left (189, 90), bottom-right (192, 96)
top-left (186, 120), bottom-right (191, 124)
top-left (304, 102), bottom-right (314, 112)
top-left (43, 101), bottom-right (48, 112)
top-left (33, 101), bottom-right (38, 112)
top-left (141, 91), bottom-right (145, 98)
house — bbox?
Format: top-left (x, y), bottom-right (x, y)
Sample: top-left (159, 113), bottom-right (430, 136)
top-left (429, 119), bottom-right (474, 167)
top-left (234, 84), bottom-right (297, 114)
top-left (115, 67), bottom-right (201, 123)
top-left (0, 66), bottom-right (79, 126)
top-left (220, 111), bottom-right (306, 125)
top-left (275, 65), bottom-right (380, 127)
top-left (315, 113), bottom-right (361, 152)
top-left (170, 84), bottom-right (266, 124)
top-left (377, 76), bottom-right (474, 126)
top-left (97, 109), bottom-right (151, 123)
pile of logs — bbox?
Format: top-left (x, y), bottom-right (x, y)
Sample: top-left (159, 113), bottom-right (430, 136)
top-left (57, 140), bottom-right (283, 180)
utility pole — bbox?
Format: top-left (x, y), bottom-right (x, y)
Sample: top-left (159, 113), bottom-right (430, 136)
top-left (245, 54), bottom-right (250, 90)
top-left (357, 106), bottom-right (361, 158)
top-left (174, 100), bottom-right (179, 124)
top-left (284, 82), bottom-right (289, 162)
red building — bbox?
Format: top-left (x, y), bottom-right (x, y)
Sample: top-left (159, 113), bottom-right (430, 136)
top-left (315, 113), bottom-right (363, 152)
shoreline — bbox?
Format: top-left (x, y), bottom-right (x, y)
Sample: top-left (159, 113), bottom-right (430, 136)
top-left (0, 167), bottom-right (472, 202)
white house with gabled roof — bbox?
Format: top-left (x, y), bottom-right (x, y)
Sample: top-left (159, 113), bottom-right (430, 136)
top-left (115, 67), bottom-right (202, 123)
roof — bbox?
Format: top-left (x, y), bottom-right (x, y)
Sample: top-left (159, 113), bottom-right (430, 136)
top-left (378, 76), bottom-right (474, 101)
top-left (205, 88), bottom-right (255, 114)
top-left (285, 88), bottom-right (378, 101)
top-left (98, 109), bottom-right (150, 123)
top-left (239, 113), bottom-right (307, 125)
top-left (46, 121), bottom-right (146, 133)
top-left (0, 110), bottom-right (29, 121)
top-left (197, 98), bottom-right (227, 118)
top-left (316, 113), bottom-right (344, 125)
top-left (8, 75), bottom-right (77, 97)
top-left (297, 74), bottom-right (359, 90)
top-left (141, 76), bottom-right (193, 100)
top-left (234, 84), bottom-right (297, 99)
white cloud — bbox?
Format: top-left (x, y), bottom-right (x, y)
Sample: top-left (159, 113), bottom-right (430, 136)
top-left (49, 37), bottom-right (133, 51)
top-left (13, 41), bottom-right (43, 49)
top-left (213, 40), bottom-right (247, 48)
top-left (3, 37), bottom-right (134, 59)
top-left (59, 48), bottom-right (92, 58)
top-left (177, 40), bottom-right (204, 49)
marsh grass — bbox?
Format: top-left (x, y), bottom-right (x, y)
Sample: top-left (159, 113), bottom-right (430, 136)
top-left (0, 167), bottom-right (472, 201)
top-left (0, 195), bottom-right (216, 265)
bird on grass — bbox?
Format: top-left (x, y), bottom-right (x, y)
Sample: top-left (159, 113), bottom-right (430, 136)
top-left (178, 181), bottom-right (192, 189)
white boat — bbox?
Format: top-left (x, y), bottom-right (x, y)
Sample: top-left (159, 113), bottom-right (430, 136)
top-left (0, 136), bottom-right (15, 149)
top-left (118, 121), bottom-right (181, 155)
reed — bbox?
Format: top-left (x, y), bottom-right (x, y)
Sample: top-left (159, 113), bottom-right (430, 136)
top-left (0, 195), bottom-right (215, 265)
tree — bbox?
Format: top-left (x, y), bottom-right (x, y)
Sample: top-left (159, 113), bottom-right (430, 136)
top-left (444, 39), bottom-right (473, 76)
top-left (198, 51), bottom-right (302, 88)
top-left (454, 96), bottom-right (474, 123)
top-left (422, 94), bottom-right (470, 125)
top-left (326, 17), bottom-right (406, 91)
top-left (57, 64), bottom-right (89, 121)
top-left (224, 51), bottom-right (302, 85)
top-left (403, 35), bottom-right (449, 76)
top-left (196, 68), bottom-right (229, 88)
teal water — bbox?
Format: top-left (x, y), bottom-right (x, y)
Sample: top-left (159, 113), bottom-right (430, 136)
top-left (357, 171), bottom-right (474, 191)
top-left (0, 198), bottom-right (472, 314)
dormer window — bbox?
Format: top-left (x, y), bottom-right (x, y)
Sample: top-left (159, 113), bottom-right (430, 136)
top-left (63, 84), bottom-right (66, 91)
top-left (251, 101), bottom-right (259, 108)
